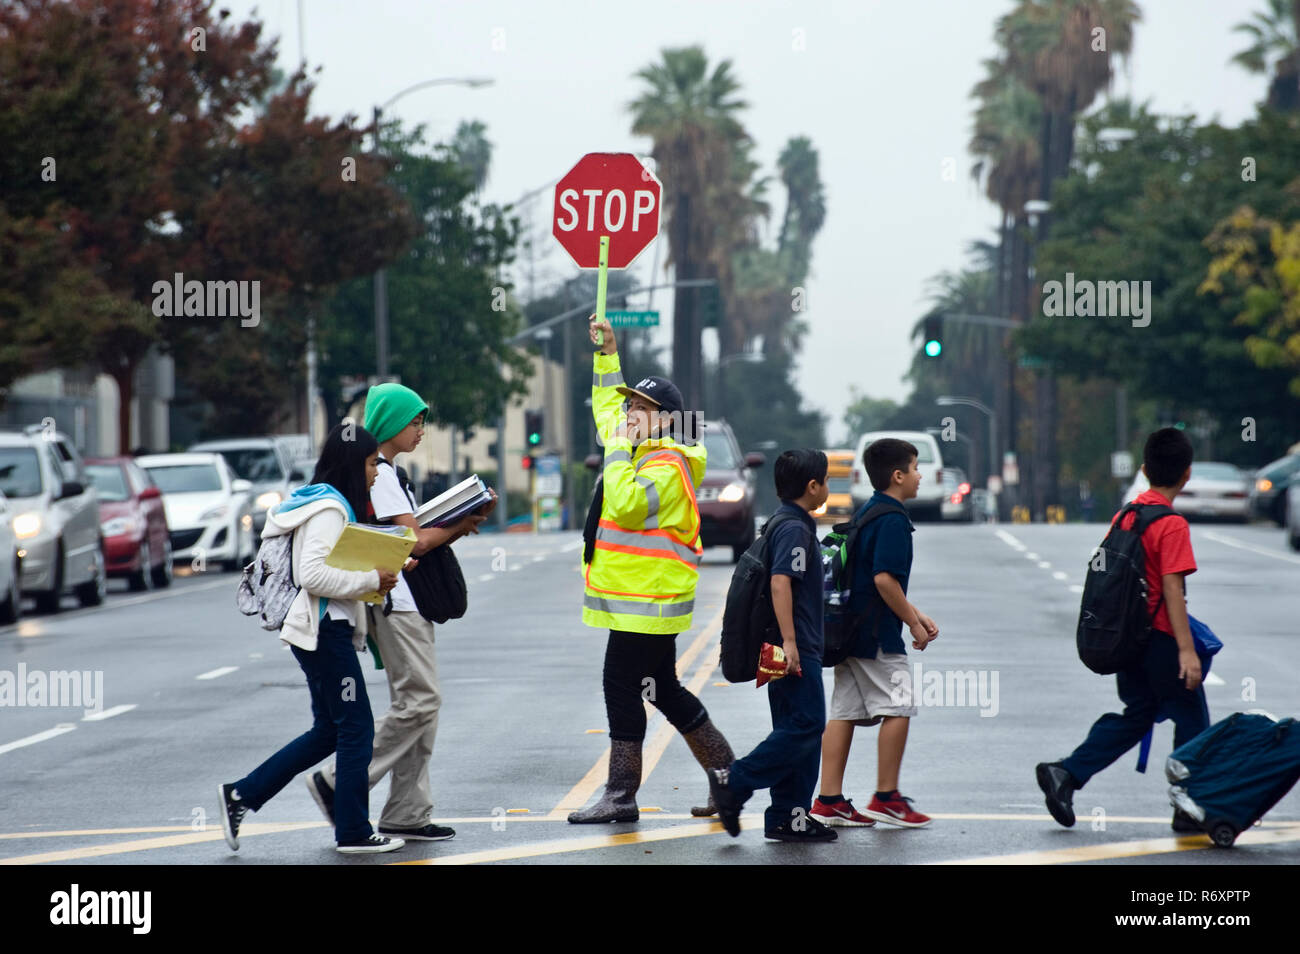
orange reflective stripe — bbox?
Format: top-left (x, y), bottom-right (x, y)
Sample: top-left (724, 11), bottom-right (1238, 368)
top-left (597, 518), bottom-right (700, 554)
top-left (593, 539), bottom-right (700, 569)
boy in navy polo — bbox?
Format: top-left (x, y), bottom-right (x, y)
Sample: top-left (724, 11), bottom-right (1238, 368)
top-left (710, 449), bottom-right (837, 842)
top-left (812, 438), bottom-right (938, 829)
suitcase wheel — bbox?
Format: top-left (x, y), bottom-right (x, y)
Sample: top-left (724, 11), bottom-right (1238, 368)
top-left (1208, 820), bottom-right (1238, 848)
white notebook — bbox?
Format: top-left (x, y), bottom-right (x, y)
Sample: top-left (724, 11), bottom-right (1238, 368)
top-left (414, 474), bottom-right (492, 528)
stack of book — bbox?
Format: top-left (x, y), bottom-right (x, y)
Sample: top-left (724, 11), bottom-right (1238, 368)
top-left (414, 475), bottom-right (493, 528)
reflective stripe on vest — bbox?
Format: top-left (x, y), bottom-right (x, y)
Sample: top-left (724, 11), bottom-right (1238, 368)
top-left (583, 594), bottom-right (695, 619)
top-left (595, 521), bottom-right (700, 566)
top-left (605, 448), bottom-right (632, 466)
top-left (634, 451), bottom-right (701, 548)
top-left (594, 370), bottom-right (625, 388)
top-left (635, 474), bottom-right (660, 528)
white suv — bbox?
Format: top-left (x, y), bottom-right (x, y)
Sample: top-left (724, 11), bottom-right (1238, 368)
top-left (850, 430), bottom-right (946, 520)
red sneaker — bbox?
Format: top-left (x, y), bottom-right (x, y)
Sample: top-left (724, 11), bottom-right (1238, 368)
top-left (863, 793), bottom-right (931, 828)
top-left (810, 797), bottom-right (876, 828)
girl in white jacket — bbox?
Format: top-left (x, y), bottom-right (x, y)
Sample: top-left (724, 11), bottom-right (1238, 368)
top-left (219, 423), bottom-right (404, 854)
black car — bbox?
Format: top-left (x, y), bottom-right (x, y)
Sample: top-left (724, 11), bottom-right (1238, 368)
top-left (696, 420), bottom-right (765, 562)
top-left (1248, 453), bottom-right (1300, 526)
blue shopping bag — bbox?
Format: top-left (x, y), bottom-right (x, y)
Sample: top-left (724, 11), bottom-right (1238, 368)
top-left (1135, 615), bottom-right (1222, 773)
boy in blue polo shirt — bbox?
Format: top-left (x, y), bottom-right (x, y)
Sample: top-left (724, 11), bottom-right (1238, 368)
top-left (710, 449), bottom-right (836, 842)
top-left (812, 438), bottom-right (938, 829)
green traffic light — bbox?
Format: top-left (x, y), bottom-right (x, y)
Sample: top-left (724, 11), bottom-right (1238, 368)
top-left (924, 340), bottom-right (942, 357)
top-left (528, 432), bottom-right (541, 445)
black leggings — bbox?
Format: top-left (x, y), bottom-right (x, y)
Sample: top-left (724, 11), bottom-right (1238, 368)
top-left (603, 629), bottom-right (708, 742)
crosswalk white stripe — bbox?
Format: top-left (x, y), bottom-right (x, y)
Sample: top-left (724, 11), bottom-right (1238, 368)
top-left (82, 704), bottom-right (136, 722)
top-left (0, 724), bottom-right (76, 756)
top-left (195, 666), bottom-right (238, 680)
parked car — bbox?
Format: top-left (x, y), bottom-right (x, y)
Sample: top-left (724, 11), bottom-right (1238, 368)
top-left (0, 428), bottom-right (105, 612)
top-left (0, 490), bottom-right (20, 623)
top-left (136, 453), bottom-right (255, 572)
top-left (188, 437), bottom-right (292, 535)
top-left (85, 457), bottom-right (173, 590)
top-left (813, 450), bottom-right (855, 525)
top-left (696, 420), bottom-right (765, 562)
top-left (941, 467), bottom-right (974, 521)
top-left (1124, 462), bottom-right (1250, 521)
top-left (851, 430), bottom-right (946, 520)
top-left (1248, 453), bottom-right (1300, 526)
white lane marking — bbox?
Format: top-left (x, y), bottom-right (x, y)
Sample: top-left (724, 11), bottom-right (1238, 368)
top-left (532, 555), bottom-right (545, 563)
top-left (249, 652), bottom-right (263, 659)
top-left (561, 539), bottom-right (585, 552)
top-left (476, 574), bottom-right (493, 583)
top-left (0, 576), bottom-right (234, 635)
top-left (508, 564), bottom-right (522, 572)
top-left (1204, 672), bottom-right (1225, 686)
top-left (1052, 571), bottom-right (1069, 581)
top-left (196, 666), bottom-right (238, 681)
top-left (82, 704), bottom-right (136, 722)
top-left (1068, 585), bottom-right (1084, 594)
top-left (1037, 561), bottom-right (1052, 569)
top-left (1026, 552), bottom-right (1039, 561)
top-left (995, 529), bottom-right (1026, 551)
top-left (1202, 530), bottom-right (1300, 566)
top-left (0, 724), bottom-right (76, 756)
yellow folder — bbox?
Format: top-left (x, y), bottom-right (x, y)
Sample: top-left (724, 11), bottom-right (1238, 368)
top-left (324, 523), bottom-right (416, 604)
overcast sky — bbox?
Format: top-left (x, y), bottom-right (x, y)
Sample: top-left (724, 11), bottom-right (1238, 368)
top-left (227, 0), bottom-right (1266, 442)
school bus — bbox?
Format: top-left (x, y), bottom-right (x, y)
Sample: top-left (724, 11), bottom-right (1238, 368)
top-left (814, 449), bottom-right (856, 524)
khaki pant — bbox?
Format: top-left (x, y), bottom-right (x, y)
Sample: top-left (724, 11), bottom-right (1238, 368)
top-left (323, 606), bottom-right (441, 828)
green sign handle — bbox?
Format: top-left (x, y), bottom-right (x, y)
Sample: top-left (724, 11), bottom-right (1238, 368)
top-left (594, 235), bottom-right (609, 347)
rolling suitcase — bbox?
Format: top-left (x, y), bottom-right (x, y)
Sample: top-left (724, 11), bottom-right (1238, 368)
top-left (1166, 711), bottom-right (1300, 848)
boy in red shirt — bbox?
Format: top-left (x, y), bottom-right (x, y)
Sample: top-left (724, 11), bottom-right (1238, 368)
top-left (1037, 427), bottom-right (1209, 832)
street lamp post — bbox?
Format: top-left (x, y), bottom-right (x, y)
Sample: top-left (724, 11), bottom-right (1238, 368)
top-left (372, 77), bottom-right (493, 379)
top-left (936, 396), bottom-right (997, 501)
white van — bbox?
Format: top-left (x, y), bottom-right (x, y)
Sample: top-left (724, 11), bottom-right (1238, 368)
top-left (850, 430), bottom-right (946, 520)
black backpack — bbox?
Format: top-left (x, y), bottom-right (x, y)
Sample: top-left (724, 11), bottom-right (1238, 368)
top-left (1076, 501), bottom-right (1177, 674)
top-left (820, 502), bottom-right (900, 668)
top-left (719, 512), bottom-right (805, 683)
top-left (375, 460), bottom-right (468, 624)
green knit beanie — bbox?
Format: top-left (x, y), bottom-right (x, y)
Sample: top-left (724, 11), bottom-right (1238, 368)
top-left (364, 383), bottom-right (429, 444)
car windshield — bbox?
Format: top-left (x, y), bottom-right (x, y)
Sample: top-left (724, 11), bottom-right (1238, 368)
top-left (85, 464), bottom-right (129, 502)
top-left (0, 447), bottom-right (42, 498)
top-left (145, 464), bottom-right (222, 493)
top-left (867, 438), bottom-right (934, 463)
top-left (1262, 456), bottom-right (1300, 479)
top-left (1192, 463), bottom-right (1243, 482)
top-left (212, 449), bottom-right (283, 482)
top-left (702, 432), bottom-right (738, 470)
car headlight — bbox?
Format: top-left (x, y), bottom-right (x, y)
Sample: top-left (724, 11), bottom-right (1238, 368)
top-left (254, 491), bottom-right (282, 512)
top-left (1256, 478), bottom-right (1273, 493)
top-left (200, 504), bottom-right (230, 522)
top-left (13, 512), bottom-right (41, 539)
top-left (100, 517), bottom-right (137, 537)
top-left (718, 482), bottom-right (746, 503)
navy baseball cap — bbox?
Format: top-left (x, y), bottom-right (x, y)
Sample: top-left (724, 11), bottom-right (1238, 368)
top-left (616, 375), bottom-right (684, 416)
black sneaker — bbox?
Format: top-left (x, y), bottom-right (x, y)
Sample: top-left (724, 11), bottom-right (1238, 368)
top-left (336, 834), bottom-right (405, 854)
top-left (708, 767), bottom-right (742, 837)
top-left (1172, 809), bottom-right (1202, 834)
top-left (305, 771), bottom-right (335, 826)
top-left (765, 814), bottom-right (839, 842)
top-left (378, 823), bottom-right (455, 842)
top-left (218, 782), bottom-right (247, 851)
top-left (1035, 761), bottom-right (1077, 828)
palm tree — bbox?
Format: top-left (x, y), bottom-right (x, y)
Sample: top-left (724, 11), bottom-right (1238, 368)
top-left (629, 47), bottom-right (750, 408)
top-left (988, 0), bottom-right (1141, 516)
top-left (1231, 0), bottom-right (1300, 110)
top-left (449, 120), bottom-right (492, 192)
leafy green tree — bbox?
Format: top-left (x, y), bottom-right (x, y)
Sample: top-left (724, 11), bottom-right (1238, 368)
top-left (315, 121), bottom-right (531, 432)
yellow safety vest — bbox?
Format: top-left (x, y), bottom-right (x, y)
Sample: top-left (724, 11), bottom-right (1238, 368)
top-left (582, 352), bottom-right (706, 635)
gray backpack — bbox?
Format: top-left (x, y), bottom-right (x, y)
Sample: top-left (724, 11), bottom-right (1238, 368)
top-left (236, 533), bottom-right (299, 630)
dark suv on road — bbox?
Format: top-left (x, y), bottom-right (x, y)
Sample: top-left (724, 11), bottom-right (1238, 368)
top-left (696, 419), bottom-right (765, 562)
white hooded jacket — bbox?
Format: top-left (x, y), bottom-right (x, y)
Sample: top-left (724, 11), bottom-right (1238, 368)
top-left (261, 498), bottom-right (379, 651)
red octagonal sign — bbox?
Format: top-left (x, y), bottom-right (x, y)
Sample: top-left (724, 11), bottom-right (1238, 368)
top-left (552, 153), bottom-right (662, 269)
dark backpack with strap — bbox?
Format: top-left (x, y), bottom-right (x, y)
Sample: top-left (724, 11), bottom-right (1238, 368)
top-left (719, 511), bottom-right (804, 683)
top-left (1076, 501), bottom-right (1178, 674)
top-left (375, 460), bottom-right (467, 624)
top-left (820, 502), bottom-right (901, 668)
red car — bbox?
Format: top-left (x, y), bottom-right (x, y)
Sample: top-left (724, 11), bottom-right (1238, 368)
top-left (85, 457), bottom-right (173, 591)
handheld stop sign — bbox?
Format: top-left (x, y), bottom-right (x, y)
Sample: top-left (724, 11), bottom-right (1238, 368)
top-left (552, 153), bottom-right (663, 345)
